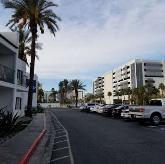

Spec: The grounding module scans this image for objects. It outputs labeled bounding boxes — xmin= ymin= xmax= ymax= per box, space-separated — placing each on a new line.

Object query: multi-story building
xmin=94 ymin=59 xmax=165 ymax=104
xmin=103 ymin=71 xmax=113 ymax=104
xmin=93 ymin=77 xmax=104 ymax=96
xmin=0 ymin=32 xmax=38 ymax=116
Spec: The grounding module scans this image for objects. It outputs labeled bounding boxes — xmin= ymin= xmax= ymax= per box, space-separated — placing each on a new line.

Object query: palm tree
xmin=124 ymin=88 xmax=132 ymax=104
xmin=120 ymin=89 xmax=126 ymax=104
xmin=107 ymin=91 xmax=112 ymax=104
xmin=70 ymin=80 xmax=86 ymax=107
xmin=63 ymin=79 xmax=69 ymax=102
xmin=159 ymin=83 xmax=165 ymax=97
xmin=37 ymin=83 xmax=44 ymax=103
xmin=4 ymin=0 xmax=61 ymax=117
xmin=18 ymin=28 xmax=30 ymax=63
xmin=50 ymin=88 xmax=58 ymax=102
xmin=59 ymin=81 xmax=65 ymax=105
xmin=115 ymin=90 xmax=120 ymax=100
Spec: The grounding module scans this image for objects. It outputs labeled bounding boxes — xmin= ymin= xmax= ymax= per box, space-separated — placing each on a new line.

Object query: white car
xmin=128 ymin=99 xmax=165 ymax=125
xmin=90 ymin=105 xmax=97 ymax=112
xmin=121 ymin=108 xmax=130 ymax=119
xmin=96 ymin=104 xmax=106 ymax=114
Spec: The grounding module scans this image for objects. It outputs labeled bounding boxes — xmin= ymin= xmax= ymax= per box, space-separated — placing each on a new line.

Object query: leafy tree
xmin=4 ymin=0 xmax=61 ymax=117
xmin=84 ymin=94 xmax=96 ymax=103
xmin=159 ymin=83 xmax=165 ymax=97
xmin=70 ymin=80 xmax=86 ymax=107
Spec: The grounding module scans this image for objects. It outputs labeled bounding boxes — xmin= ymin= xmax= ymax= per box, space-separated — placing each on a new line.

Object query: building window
xmin=17 ymin=70 xmax=23 ymax=85
xmin=15 ymin=97 xmax=22 ymax=110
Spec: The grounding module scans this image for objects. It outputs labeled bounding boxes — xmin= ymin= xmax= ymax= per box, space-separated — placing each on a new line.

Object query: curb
xmin=19 ymin=128 xmax=46 ymax=164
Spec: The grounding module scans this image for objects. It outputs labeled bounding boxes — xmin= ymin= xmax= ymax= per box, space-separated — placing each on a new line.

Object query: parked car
xmin=121 ymin=108 xmax=131 ymax=120
xmin=102 ymin=104 xmax=121 ymax=116
xmin=128 ymin=99 xmax=165 ymax=125
xmin=96 ymin=104 xmax=106 ymax=114
xmin=90 ymin=104 xmax=99 ymax=112
xmin=81 ymin=103 xmax=98 ymax=112
xmin=79 ymin=105 xmax=86 ymax=111
xmin=112 ymin=105 xmax=129 ymax=118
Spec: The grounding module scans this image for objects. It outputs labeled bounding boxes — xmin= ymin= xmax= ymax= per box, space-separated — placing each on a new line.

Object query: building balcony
xmin=0 ymin=64 xmax=15 ymax=84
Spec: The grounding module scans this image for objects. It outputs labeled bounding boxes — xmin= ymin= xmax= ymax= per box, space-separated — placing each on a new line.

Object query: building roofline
xmin=0 ymin=33 xmax=18 ymax=49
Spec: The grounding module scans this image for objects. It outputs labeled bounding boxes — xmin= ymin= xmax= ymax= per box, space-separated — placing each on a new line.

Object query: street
xmin=48 ymin=108 xmax=165 ymax=164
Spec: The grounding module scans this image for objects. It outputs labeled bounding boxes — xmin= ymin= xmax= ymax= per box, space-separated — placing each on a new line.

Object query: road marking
xmin=50 ymin=155 xmax=70 ymax=162
xmin=55 ymin=140 xmax=68 ymax=144
xmin=55 ymin=129 xmax=65 ymax=132
xmin=53 ymin=115 xmax=75 ymax=164
xmin=56 ymin=131 xmax=66 ymax=134
xmin=53 ymin=146 xmax=69 ymax=151
xmin=55 ymin=135 xmax=66 ymax=139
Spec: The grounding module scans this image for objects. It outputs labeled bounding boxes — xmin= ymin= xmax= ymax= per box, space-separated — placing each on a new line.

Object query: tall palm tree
xmin=70 ymin=80 xmax=86 ymax=107
xmin=37 ymin=82 xmax=44 ymax=103
xmin=4 ymin=0 xmax=60 ymax=117
xmin=58 ymin=81 xmax=65 ymax=105
xmin=63 ymin=79 xmax=69 ymax=101
xmin=50 ymin=88 xmax=57 ymax=102
xmin=18 ymin=28 xmax=30 ymax=63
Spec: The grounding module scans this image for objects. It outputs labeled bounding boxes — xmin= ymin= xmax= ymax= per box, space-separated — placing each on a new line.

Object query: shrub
xmin=0 ymin=107 xmax=22 ymax=137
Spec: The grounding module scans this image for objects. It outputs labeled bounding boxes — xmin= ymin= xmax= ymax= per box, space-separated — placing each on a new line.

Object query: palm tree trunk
xmin=26 ymin=25 xmax=37 ymax=117
xmin=75 ymin=90 xmax=78 ymax=107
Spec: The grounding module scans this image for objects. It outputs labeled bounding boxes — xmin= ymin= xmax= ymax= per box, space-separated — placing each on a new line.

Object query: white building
xmin=93 ymin=77 xmax=104 ymax=95
xmin=103 ymin=71 xmax=113 ymax=104
xmin=94 ymin=59 xmax=165 ymax=104
xmin=0 ymin=32 xmax=38 ymax=116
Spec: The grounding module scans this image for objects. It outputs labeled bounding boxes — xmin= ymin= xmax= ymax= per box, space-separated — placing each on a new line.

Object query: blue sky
xmin=0 ymin=0 xmax=165 ymax=93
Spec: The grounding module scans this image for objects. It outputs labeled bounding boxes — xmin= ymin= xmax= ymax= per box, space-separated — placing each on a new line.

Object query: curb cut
xmin=19 ymin=128 xmax=46 ymax=164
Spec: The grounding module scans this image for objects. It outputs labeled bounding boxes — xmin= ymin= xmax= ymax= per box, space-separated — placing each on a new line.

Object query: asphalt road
xmin=50 ymin=108 xmax=165 ymax=164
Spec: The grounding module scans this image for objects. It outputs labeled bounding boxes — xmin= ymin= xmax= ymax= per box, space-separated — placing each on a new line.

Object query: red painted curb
xmin=19 ymin=129 xmax=46 ymax=164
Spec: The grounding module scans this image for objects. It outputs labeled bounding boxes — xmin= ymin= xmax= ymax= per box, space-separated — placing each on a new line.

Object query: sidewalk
xmin=0 ymin=113 xmax=44 ymax=164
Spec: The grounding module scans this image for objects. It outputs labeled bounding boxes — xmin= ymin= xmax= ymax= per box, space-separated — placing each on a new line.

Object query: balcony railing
xmin=0 ymin=64 xmax=15 ymax=84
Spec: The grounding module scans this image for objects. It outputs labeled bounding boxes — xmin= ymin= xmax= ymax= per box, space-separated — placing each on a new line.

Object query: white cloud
xmin=35 ymin=0 xmax=165 ymax=80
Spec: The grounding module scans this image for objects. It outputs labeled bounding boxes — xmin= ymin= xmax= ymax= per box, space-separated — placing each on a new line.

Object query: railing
xmin=0 ymin=64 xmax=15 ymax=84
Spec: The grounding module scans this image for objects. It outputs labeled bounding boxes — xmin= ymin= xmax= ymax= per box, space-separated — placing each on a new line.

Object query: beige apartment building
xmin=93 ymin=59 xmax=165 ymax=104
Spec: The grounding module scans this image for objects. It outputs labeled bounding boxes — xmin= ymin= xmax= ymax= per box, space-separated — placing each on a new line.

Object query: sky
xmin=0 ymin=0 xmax=165 ymax=93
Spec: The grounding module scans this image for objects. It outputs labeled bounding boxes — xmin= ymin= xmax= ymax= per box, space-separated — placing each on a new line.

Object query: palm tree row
xmin=58 ymin=79 xmax=86 ymax=107
xmin=2 ymin=0 xmax=61 ymax=117
xmin=114 ymin=83 xmax=165 ymax=105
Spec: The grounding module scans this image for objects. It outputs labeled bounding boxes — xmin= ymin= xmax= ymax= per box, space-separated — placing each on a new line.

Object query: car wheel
xmin=150 ymin=114 xmax=161 ymax=126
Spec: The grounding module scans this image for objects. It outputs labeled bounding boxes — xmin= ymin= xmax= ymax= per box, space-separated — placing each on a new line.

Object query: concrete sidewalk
xmin=0 ymin=113 xmax=44 ymax=164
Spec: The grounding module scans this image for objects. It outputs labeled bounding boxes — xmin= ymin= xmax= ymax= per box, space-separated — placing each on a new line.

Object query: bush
xmin=0 ymin=107 xmax=22 ymax=137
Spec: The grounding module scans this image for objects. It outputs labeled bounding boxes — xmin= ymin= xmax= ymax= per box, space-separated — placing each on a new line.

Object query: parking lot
xmin=49 ymin=108 xmax=165 ymax=164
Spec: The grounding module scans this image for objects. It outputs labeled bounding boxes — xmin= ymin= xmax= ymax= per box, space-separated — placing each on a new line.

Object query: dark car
xmin=112 ymin=105 xmax=129 ymax=118
xmin=102 ymin=104 xmax=121 ymax=116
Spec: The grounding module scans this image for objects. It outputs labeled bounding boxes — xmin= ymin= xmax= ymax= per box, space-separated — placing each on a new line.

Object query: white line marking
xmin=52 ymin=112 xmax=75 ymax=164
xmin=56 ymin=131 xmax=66 ymax=134
xmin=55 ymin=135 xmax=66 ymax=139
xmin=55 ymin=140 xmax=68 ymax=144
xmin=53 ymin=146 xmax=69 ymax=151
xmin=50 ymin=155 xmax=70 ymax=162
xmin=55 ymin=129 xmax=65 ymax=132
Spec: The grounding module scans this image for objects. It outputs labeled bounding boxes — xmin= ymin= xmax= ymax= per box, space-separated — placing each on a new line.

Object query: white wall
xmin=104 ymin=71 xmax=113 ymax=104
xmin=0 ymin=86 xmax=14 ymax=112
